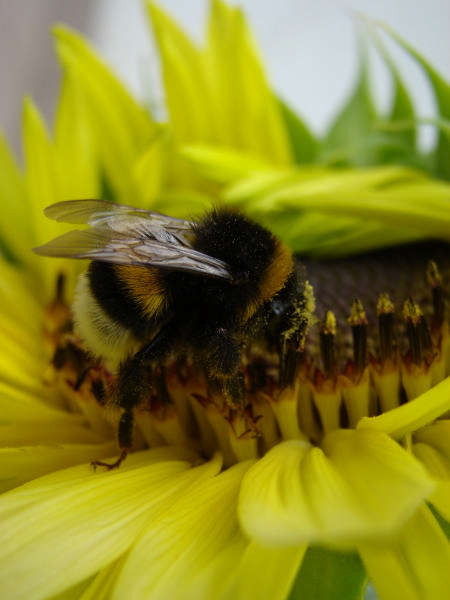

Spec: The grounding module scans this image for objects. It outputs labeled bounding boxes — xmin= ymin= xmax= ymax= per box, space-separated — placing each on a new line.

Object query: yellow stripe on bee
xmin=72 ymin=274 xmax=141 ymax=365
xmin=244 ymin=240 xmax=294 ymax=321
xmin=114 ymin=265 xmax=169 ymax=318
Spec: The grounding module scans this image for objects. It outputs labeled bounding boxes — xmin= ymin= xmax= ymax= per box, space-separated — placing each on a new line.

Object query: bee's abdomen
xmin=72 ymin=262 xmax=171 ymax=364
xmin=87 ymin=262 xmax=149 ymax=335
xmin=72 ymin=272 xmax=142 ymax=365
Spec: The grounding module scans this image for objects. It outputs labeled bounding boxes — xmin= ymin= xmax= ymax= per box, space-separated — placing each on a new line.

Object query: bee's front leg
xmin=199 ymin=328 xmax=245 ymax=408
xmin=221 ymin=372 xmax=245 ymax=408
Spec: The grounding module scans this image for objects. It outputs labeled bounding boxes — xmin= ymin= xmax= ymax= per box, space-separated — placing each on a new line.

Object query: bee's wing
xmin=34 ymin=226 xmax=233 ymax=280
xmin=44 ymin=199 xmax=193 ymax=234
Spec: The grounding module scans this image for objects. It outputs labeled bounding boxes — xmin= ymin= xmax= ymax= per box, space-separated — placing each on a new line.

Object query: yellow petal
xmin=255 ymin=167 xmax=450 ymax=238
xmin=51 ymin=581 xmax=94 ymax=600
xmin=22 ymin=98 xmax=71 ymax=295
xmin=111 ymin=460 xmax=252 ymax=600
xmin=0 ymin=313 xmax=44 ymax=359
xmin=322 ymin=429 xmax=434 ymax=539
xmin=147 ymin=0 xmax=292 ymax=166
xmin=22 ymin=99 xmax=58 ymax=234
xmin=0 ymin=418 xmax=104 ymax=447
xmin=0 ymin=381 xmax=59 ymax=421
xmin=219 ymin=541 xmax=306 ymax=600
xmin=0 ymin=130 xmax=30 ymax=263
xmin=0 ymin=258 xmax=43 ymax=332
xmin=65 ymin=555 xmax=127 ymax=600
xmin=239 ymin=430 xmax=433 ymax=547
xmin=0 ymin=443 xmax=117 ymax=493
xmin=414 ymin=420 xmax=450 ymax=521
xmin=0 ymin=350 xmax=46 ymax=397
xmin=53 ymin=26 xmax=155 ymax=202
xmin=54 ymin=68 xmax=99 ymax=198
xmin=358 ymin=376 xmax=450 ymax=439
xmin=182 ymin=144 xmax=270 ymax=184
xmin=358 ymin=505 xmax=450 ymax=600
xmin=0 ymin=449 xmax=220 ymax=600
xmin=131 ymin=129 xmax=169 ymax=206
xmin=206 ymin=0 xmax=292 ymax=164
xmin=147 ymin=2 xmax=211 ymax=143
xmin=0 ymin=318 xmax=47 ymax=381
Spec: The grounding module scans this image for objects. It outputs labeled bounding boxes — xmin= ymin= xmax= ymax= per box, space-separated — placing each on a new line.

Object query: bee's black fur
xmin=192 ymin=207 xmax=278 ymax=283
xmin=165 ymin=207 xmax=280 ymax=330
xmin=88 ymin=261 xmax=150 ymax=337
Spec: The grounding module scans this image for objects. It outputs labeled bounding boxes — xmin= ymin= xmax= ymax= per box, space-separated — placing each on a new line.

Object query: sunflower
xmin=1 ymin=2 xmax=449 ymax=600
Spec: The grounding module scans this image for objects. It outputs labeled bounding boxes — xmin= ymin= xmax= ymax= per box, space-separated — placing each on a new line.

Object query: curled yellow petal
xmin=413 ymin=420 xmax=450 ymax=521
xmin=239 ymin=429 xmax=433 ymax=547
xmin=358 ymin=376 xmax=450 ymax=439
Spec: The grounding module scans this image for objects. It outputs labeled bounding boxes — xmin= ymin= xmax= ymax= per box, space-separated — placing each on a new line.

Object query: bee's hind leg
xmin=92 ymin=321 xmax=179 ymax=470
xmin=91 ymin=411 xmax=134 ymax=471
xmin=91 ymin=355 xmax=151 ymax=470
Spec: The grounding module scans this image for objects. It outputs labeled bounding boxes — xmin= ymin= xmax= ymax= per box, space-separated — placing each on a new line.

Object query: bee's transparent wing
xmin=44 ymin=200 xmax=193 ymax=235
xmin=34 ymin=226 xmax=232 ymax=280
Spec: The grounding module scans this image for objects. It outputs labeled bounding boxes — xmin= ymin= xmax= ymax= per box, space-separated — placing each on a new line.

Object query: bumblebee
xmin=35 ymin=200 xmax=310 ymax=467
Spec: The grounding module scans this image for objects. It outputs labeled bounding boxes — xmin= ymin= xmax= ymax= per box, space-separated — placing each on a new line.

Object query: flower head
xmin=1 ymin=3 xmax=450 ymax=600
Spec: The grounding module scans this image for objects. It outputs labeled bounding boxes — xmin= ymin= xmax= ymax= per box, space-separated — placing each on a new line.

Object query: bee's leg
xmin=200 ymin=328 xmax=244 ymax=407
xmin=91 ymin=355 xmax=150 ymax=471
xmin=222 ymin=373 xmax=245 ymax=407
xmin=135 ymin=319 xmax=180 ymax=361
xmin=92 ymin=322 xmax=179 ymax=470
xmin=91 ymin=411 xmax=134 ymax=471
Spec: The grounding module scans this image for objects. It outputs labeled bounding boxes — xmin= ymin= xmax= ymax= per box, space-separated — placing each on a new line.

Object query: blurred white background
xmin=1 ymin=0 xmax=449 ymax=155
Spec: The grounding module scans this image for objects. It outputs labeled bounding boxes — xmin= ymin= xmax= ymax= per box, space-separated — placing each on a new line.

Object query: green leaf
xmin=278 ymin=98 xmax=318 ymax=164
xmin=322 ymin=33 xmax=378 ymax=166
xmin=365 ymin=23 xmax=416 ymax=153
xmin=288 ymin=546 xmax=367 ymax=600
xmin=379 ymin=24 xmax=450 ymax=180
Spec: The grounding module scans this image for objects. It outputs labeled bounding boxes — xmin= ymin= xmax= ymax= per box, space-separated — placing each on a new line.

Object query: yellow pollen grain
xmin=427 ymin=260 xmax=442 ymax=287
xmin=348 ymin=298 xmax=367 ymax=326
xmin=403 ymin=298 xmax=423 ymax=324
xmin=377 ymin=292 xmax=394 ymax=315
xmin=322 ymin=311 xmax=336 ymax=336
